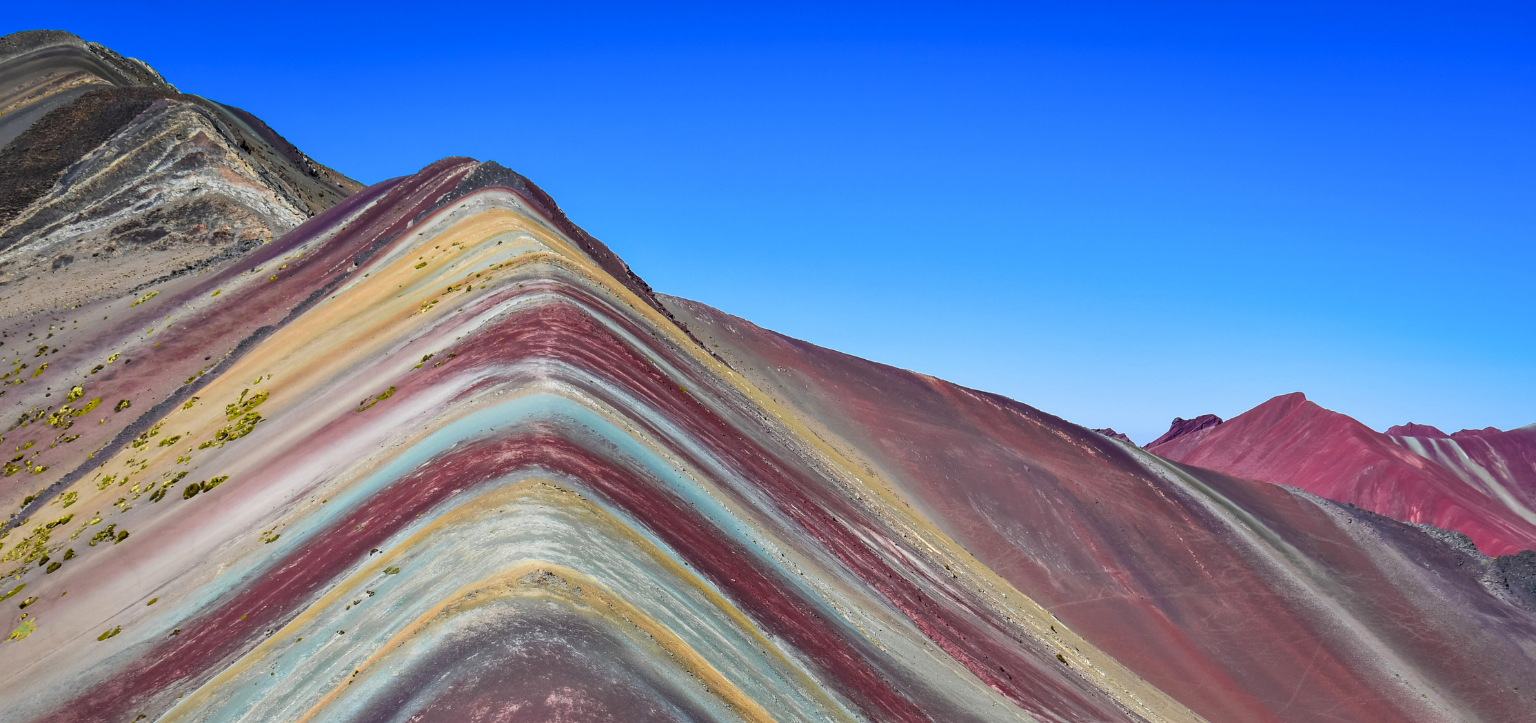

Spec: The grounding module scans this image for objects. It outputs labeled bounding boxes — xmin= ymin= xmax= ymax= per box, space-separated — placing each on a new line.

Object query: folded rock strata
xmin=0 ymin=157 xmax=1528 ymax=723
xmin=1 ymin=28 xmax=1534 ymax=723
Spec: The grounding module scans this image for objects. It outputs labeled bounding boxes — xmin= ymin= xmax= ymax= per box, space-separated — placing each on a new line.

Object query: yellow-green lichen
xmin=355 ymin=386 xmax=396 ymax=413
xmin=7 ymin=617 xmax=36 ymax=641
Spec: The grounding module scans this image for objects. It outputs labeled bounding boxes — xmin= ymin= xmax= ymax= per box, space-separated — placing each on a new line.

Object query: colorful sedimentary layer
xmin=1 ymin=159 xmax=1213 ymax=723
xmin=2 ymin=30 xmax=1534 ymax=723
xmin=1147 ymin=392 xmax=1536 ymax=557
xmin=0 ymin=156 xmax=1529 ymax=722
xmin=668 ymin=304 xmax=1536 ymax=722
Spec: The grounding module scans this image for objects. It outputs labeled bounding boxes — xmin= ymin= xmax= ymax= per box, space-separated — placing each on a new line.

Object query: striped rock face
xmin=1 ymin=157 xmax=1533 ymax=723
xmin=0 ymin=159 xmax=1201 ymax=723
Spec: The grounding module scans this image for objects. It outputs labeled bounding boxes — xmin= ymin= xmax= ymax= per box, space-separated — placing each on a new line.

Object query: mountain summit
xmin=0 ymin=30 xmax=359 ymax=318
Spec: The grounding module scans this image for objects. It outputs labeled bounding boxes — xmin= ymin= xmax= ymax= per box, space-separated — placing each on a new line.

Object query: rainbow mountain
xmin=1 ymin=31 xmax=1534 ymax=723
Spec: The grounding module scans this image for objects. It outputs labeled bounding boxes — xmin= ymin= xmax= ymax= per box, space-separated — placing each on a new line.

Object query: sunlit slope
xmin=666 ymin=298 xmax=1536 ymax=723
xmin=1389 ymin=424 xmax=1536 ymax=547
xmin=0 ymin=160 xmax=1203 ymax=723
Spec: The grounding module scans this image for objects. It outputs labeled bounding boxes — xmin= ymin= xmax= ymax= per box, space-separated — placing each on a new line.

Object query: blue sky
xmin=12 ymin=2 xmax=1533 ymax=441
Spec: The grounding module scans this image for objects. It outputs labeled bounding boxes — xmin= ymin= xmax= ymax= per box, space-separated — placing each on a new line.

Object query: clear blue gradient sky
xmin=11 ymin=2 xmax=1533 ymax=442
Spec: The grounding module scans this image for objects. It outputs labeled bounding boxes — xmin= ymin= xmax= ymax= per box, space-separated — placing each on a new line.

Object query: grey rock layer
xmin=0 ymin=29 xmax=361 ymax=318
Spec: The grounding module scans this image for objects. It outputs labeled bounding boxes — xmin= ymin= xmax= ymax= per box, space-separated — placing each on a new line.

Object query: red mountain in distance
xmin=669 ymin=302 xmax=1536 ymax=722
xmin=1148 ymin=392 xmax=1536 ymax=556
xmin=1090 ymin=427 xmax=1132 ymax=442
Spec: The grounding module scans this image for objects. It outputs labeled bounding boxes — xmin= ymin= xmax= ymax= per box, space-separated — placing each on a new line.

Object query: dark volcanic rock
xmin=1386 ymin=422 xmax=1451 ymax=438
xmin=0 ymin=30 xmax=174 ymax=147
xmin=1147 ymin=413 xmax=1222 ymax=447
xmin=1415 ymin=521 xmax=1536 ymax=609
xmin=0 ymin=29 xmax=362 ymax=317
xmin=0 ymin=87 xmax=171 ymax=228
xmin=1091 ymin=428 xmax=1133 ymax=443
xmin=1491 ymin=550 xmax=1536 ymax=610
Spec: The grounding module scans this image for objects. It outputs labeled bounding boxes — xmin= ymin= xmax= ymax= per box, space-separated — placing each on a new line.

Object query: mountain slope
xmin=1 ymin=155 xmax=1532 ymax=722
xmin=668 ymin=302 xmax=1536 ymax=722
xmin=0 ymin=30 xmax=361 ymax=318
xmin=0 ymin=28 xmax=360 ymax=540
xmin=1147 ymin=392 xmax=1536 ymax=556
xmin=0 ymin=159 xmax=1205 ymax=723
xmin=0 ymin=30 xmax=173 ymax=148
xmin=1389 ymin=423 xmax=1536 ymax=537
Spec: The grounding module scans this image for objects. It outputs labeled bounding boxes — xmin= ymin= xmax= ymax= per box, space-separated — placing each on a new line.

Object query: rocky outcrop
xmin=1091 ymin=427 xmax=1133 ymax=443
xmin=1146 ymin=413 xmax=1221 ymax=448
xmin=1386 ymin=422 xmax=1450 ymax=438
xmin=0 ymin=30 xmax=174 ymax=147
xmin=0 ymin=30 xmax=360 ymax=318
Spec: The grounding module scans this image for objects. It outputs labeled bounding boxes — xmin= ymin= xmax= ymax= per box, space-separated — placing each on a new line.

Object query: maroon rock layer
xmin=1386 ymin=423 xmax=1450 ymax=438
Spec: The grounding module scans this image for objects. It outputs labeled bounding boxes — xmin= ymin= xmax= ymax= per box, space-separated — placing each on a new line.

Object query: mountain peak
xmin=0 ymin=30 xmax=360 ymax=317
xmin=5 ymin=28 xmax=1536 ymax=723
xmin=1387 ymin=423 xmax=1451 ymax=438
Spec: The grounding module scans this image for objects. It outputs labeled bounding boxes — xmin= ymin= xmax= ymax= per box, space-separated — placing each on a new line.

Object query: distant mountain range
xmin=1145 ymin=393 xmax=1536 ymax=557
xmin=0 ymin=30 xmax=1531 ymax=723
